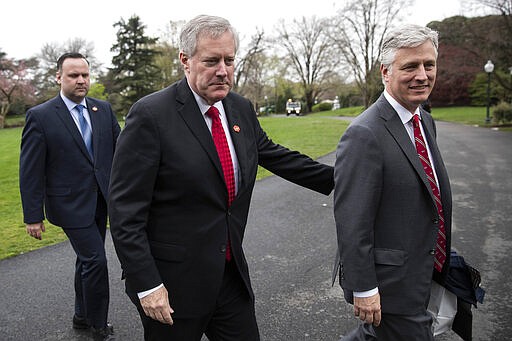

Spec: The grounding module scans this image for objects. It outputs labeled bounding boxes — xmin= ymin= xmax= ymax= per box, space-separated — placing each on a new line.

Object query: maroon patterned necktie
xmin=206 ymin=106 xmax=235 ymax=261
xmin=412 ymin=114 xmax=446 ymax=272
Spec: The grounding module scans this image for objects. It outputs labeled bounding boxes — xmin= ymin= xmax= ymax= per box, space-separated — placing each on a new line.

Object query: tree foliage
xmin=234 ymin=29 xmax=271 ymax=110
xmin=429 ymin=14 xmax=511 ymax=106
xmin=0 ymin=57 xmax=37 ymax=128
xmin=87 ymin=83 xmax=108 ymax=101
xmin=35 ymin=38 xmax=99 ymax=102
xmin=5 ymin=7 xmax=512 ymax=127
xmin=109 ymin=15 xmax=161 ymax=115
xmin=152 ymin=20 xmax=185 ymax=90
xmin=468 ymin=70 xmax=508 ymax=106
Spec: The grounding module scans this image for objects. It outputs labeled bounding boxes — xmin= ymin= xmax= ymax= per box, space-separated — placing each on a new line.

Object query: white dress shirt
xmin=60 ymin=91 xmax=92 ymax=133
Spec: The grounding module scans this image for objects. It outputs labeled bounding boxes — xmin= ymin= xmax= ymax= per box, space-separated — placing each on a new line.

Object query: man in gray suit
xmin=333 ymin=24 xmax=452 ymax=340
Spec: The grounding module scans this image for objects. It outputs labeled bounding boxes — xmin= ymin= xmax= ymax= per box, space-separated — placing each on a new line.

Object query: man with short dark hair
xmin=20 ymin=52 xmax=120 ymax=341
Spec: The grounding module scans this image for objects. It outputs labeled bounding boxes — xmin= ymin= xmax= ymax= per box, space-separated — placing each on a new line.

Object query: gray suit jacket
xmin=333 ymin=94 xmax=452 ymax=315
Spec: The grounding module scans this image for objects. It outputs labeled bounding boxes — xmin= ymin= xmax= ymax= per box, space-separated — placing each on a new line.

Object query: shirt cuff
xmin=137 ymin=284 xmax=164 ymax=299
xmin=353 ymin=287 xmax=379 ymax=298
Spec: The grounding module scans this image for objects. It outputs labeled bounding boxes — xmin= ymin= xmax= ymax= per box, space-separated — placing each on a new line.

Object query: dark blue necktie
xmin=76 ymin=104 xmax=93 ymax=158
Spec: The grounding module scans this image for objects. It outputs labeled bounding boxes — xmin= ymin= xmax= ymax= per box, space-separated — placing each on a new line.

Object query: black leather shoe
xmin=72 ymin=315 xmax=90 ymax=330
xmin=92 ymin=324 xmax=115 ymax=341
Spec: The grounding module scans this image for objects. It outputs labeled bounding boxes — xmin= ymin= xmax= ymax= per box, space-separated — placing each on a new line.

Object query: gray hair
xmin=380 ymin=24 xmax=439 ymax=70
xmin=179 ymin=15 xmax=239 ymax=57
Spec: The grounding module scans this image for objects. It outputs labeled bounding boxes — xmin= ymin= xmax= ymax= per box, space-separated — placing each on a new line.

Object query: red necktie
xmin=412 ymin=114 xmax=446 ymax=272
xmin=206 ymin=106 xmax=235 ymax=261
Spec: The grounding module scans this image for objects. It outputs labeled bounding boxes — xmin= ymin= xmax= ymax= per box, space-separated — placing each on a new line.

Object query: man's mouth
xmin=410 ymin=85 xmax=429 ymax=91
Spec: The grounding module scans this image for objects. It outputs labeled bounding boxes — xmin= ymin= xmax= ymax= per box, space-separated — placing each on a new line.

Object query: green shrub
xmin=312 ymin=102 xmax=333 ymax=112
xmin=492 ymin=101 xmax=512 ymax=124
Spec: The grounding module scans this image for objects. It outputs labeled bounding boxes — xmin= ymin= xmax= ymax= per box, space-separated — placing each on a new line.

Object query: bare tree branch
xmin=276 ymin=16 xmax=338 ymax=112
xmin=329 ymin=0 xmax=412 ymax=107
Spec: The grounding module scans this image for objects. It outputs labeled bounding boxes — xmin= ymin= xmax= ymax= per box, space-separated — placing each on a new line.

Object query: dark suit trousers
xmin=135 ymin=260 xmax=260 ymax=341
xmin=63 ymin=193 xmax=109 ymax=329
xmin=341 ymin=311 xmax=434 ymax=341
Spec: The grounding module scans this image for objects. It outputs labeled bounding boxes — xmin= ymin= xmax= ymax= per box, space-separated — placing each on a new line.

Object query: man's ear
xmin=380 ymin=64 xmax=390 ymax=83
xmin=179 ymin=52 xmax=189 ymax=72
xmin=56 ymin=72 xmax=61 ymax=85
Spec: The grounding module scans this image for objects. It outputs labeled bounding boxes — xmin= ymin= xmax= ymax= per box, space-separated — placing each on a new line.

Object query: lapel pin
xmin=233 ymin=125 xmax=240 ymax=133
xmin=92 ymin=106 xmax=98 ymax=112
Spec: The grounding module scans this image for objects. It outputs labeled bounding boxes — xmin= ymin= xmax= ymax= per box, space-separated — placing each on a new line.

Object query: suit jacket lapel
xmin=53 ymin=96 xmax=94 ymax=163
xmin=223 ymin=95 xmax=247 ymax=192
xmin=378 ymin=96 xmax=435 ymax=200
xmin=175 ymin=80 xmax=225 ymax=181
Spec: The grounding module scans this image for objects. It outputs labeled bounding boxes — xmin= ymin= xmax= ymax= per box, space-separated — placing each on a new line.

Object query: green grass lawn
xmin=0 ymin=127 xmax=68 ymax=259
xmin=255 ymin=115 xmax=349 ymax=179
xmin=315 ymin=106 xmax=365 ymax=117
xmin=317 ymin=105 xmax=498 ymax=126
xmin=430 ymin=106 xmax=501 ymax=126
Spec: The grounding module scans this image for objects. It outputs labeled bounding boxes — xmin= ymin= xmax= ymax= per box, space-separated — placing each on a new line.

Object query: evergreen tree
xmin=110 ymin=15 xmax=160 ymax=114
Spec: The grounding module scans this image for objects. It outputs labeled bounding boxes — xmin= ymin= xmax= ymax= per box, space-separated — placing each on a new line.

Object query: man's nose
xmin=415 ymin=65 xmax=428 ymax=80
xmin=216 ymin=62 xmax=229 ymax=76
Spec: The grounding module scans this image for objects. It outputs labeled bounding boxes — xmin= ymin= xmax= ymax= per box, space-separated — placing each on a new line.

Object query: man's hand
xmin=354 ymin=293 xmax=381 ymax=327
xmin=140 ymin=286 xmax=174 ymax=325
xmin=26 ymin=222 xmax=45 ymax=240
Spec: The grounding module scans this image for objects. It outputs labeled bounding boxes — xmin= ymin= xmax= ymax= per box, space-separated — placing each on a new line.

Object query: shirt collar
xmin=60 ymin=91 xmax=87 ymax=112
xmin=383 ymin=89 xmax=421 ymax=125
xmin=187 ymin=82 xmax=224 ymax=116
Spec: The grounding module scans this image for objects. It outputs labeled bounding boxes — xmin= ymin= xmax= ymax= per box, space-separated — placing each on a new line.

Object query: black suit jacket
xmin=108 ymin=79 xmax=333 ymax=318
xmin=20 ymin=95 xmax=121 ymax=228
xmin=333 ymin=94 xmax=452 ymax=315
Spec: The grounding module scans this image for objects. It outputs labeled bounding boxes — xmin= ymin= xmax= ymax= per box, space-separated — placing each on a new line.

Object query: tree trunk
xmin=0 ymin=104 xmax=8 ymax=129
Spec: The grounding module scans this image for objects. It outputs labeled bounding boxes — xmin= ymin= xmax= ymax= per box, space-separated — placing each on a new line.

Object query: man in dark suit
xmin=333 ymin=25 xmax=452 ymax=340
xmin=19 ymin=52 xmax=120 ymax=341
xmin=108 ymin=15 xmax=333 ymax=341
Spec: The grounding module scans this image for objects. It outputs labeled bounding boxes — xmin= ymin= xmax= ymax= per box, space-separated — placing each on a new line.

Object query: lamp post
xmin=264 ymin=95 xmax=268 ymax=115
xmin=484 ymin=60 xmax=494 ymax=124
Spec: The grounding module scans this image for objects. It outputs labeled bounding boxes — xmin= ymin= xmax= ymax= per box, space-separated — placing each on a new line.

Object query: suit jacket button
xmin=429 ymin=249 xmax=435 ymax=255
xmin=220 ymin=244 xmax=226 ymax=253
xmin=432 ymin=218 xmax=439 ymax=224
